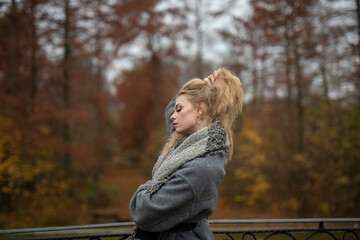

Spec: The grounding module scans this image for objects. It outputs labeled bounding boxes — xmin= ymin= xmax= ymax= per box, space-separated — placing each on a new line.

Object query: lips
xmin=173 ymin=123 xmax=178 ymax=127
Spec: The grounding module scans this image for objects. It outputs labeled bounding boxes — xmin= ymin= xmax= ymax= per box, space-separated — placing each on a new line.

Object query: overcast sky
xmin=106 ymin=0 xmax=251 ymax=84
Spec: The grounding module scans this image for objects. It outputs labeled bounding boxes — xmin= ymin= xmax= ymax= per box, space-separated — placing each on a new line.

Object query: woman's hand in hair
xmin=204 ymin=68 xmax=221 ymax=86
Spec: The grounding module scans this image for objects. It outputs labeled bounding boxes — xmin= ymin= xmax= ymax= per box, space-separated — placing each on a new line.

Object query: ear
xmin=197 ymin=102 xmax=207 ymax=116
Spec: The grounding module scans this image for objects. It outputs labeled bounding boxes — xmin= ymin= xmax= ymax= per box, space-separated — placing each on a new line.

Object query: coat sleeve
xmin=129 ymin=163 xmax=203 ymax=232
xmin=164 ymin=97 xmax=176 ymax=136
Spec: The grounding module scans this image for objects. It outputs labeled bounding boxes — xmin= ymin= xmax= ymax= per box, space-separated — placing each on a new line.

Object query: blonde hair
xmin=162 ymin=67 xmax=243 ymax=160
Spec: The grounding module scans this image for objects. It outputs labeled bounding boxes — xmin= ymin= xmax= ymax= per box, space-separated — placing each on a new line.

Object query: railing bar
xmin=212 ymin=227 xmax=360 ymax=233
xmin=7 ymin=232 xmax=132 ymax=240
xmin=0 ymin=222 xmax=135 ymax=235
xmin=208 ymin=218 xmax=360 ymax=224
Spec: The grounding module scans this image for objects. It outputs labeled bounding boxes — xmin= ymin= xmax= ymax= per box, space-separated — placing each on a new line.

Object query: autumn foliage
xmin=0 ymin=0 xmax=359 ymax=229
xmin=116 ymin=54 xmax=178 ymax=153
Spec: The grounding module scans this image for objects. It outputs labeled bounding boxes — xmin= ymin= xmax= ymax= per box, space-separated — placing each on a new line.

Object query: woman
xmin=128 ymin=67 xmax=243 ymax=240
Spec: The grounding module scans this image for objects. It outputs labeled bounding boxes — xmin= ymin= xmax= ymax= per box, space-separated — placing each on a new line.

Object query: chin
xmin=175 ymin=129 xmax=186 ymax=135
xmin=175 ymin=129 xmax=183 ymax=134
xmin=177 ymin=130 xmax=192 ymax=136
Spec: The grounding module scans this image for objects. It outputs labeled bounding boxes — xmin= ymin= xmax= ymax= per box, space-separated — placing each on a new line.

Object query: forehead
xmin=175 ymin=94 xmax=191 ymax=105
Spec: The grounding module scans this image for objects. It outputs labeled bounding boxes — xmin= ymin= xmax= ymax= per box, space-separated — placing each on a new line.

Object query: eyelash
xmin=176 ymin=108 xmax=182 ymax=113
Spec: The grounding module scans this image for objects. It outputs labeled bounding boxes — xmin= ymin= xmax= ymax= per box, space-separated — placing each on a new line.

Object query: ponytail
xmin=162 ymin=67 xmax=244 ymax=160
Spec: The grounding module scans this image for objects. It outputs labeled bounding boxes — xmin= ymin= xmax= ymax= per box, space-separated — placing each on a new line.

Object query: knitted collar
xmin=150 ymin=119 xmax=229 ymax=193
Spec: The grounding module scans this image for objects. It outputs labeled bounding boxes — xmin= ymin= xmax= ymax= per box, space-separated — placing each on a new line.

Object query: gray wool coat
xmin=129 ymin=98 xmax=227 ymax=240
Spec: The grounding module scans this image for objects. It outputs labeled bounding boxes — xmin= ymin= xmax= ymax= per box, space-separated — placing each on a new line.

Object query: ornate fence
xmin=0 ymin=218 xmax=359 ymax=240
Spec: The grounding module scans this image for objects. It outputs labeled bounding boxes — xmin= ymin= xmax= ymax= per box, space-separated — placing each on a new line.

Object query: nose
xmin=170 ymin=112 xmax=176 ymax=121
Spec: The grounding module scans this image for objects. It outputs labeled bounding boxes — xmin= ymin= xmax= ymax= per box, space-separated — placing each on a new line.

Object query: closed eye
xmin=176 ymin=108 xmax=182 ymax=113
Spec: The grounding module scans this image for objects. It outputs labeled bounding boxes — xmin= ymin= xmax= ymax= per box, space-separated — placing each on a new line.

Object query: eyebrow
xmin=174 ymin=103 xmax=182 ymax=109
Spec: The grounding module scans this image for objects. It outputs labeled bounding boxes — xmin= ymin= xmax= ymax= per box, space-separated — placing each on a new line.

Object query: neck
xmin=191 ymin=117 xmax=210 ymax=134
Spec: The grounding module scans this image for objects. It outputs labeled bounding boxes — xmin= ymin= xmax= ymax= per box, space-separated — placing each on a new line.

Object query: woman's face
xmin=170 ymin=94 xmax=201 ymax=136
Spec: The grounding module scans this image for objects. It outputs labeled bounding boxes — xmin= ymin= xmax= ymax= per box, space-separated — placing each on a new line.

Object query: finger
xmin=213 ymin=70 xmax=219 ymax=78
xmin=209 ymin=75 xmax=215 ymax=83
xmin=204 ymin=78 xmax=211 ymax=85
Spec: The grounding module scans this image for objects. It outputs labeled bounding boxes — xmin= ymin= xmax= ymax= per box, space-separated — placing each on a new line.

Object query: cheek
xmin=180 ymin=110 xmax=197 ymax=123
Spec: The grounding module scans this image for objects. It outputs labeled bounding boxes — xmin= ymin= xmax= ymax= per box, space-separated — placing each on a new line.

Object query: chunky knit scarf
xmin=150 ymin=119 xmax=229 ymax=193
xmin=128 ymin=119 xmax=229 ymax=239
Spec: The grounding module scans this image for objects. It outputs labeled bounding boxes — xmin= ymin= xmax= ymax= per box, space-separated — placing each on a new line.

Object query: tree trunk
xmin=320 ymin=59 xmax=333 ymax=127
xmin=30 ymin=0 xmax=37 ymax=112
xmin=285 ymin=22 xmax=292 ymax=109
xmin=63 ymin=0 xmax=71 ymax=170
xmin=194 ymin=0 xmax=203 ymax=77
xmin=356 ymin=0 xmax=360 ymax=59
xmin=149 ymin=38 xmax=160 ymax=130
xmin=5 ymin=0 xmax=16 ymax=96
xmin=355 ymin=0 xmax=360 ymax=103
xmin=293 ymin=32 xmax=304 ymax=154
xmin=249 ymin=27 xmax=258 ymax=106
xmin=259 ymin=51 xmax=267 ymax=106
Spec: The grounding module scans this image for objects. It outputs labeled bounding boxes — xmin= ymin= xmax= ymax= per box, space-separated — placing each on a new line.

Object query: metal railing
xmin=0 ymin=218 xmax=359 ymax=240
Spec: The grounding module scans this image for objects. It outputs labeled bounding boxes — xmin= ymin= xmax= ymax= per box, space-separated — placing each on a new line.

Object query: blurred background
xmin=0 ymin=0 xmax=359 ymax=229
